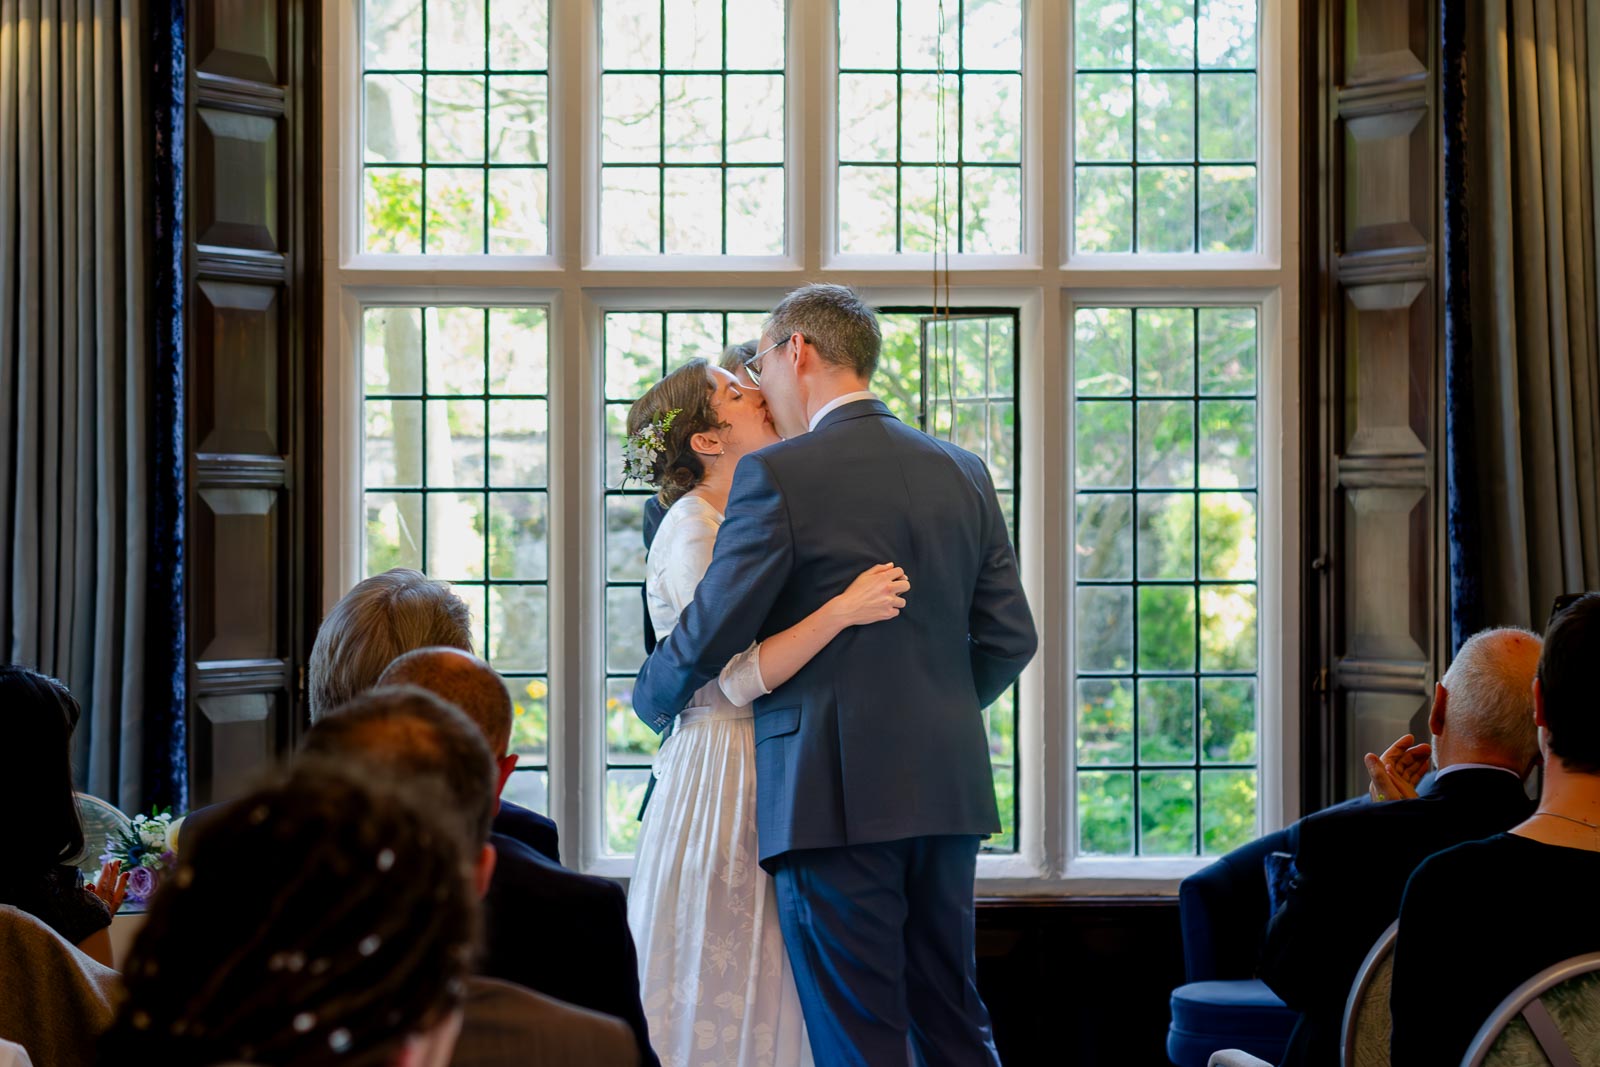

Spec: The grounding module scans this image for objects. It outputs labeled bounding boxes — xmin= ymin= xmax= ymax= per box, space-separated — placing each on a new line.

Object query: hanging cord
xmin=933 ymin=0 xmax=956 ymax=439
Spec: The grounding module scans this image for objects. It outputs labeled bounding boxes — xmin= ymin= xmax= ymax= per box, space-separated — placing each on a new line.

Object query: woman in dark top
xmin=1391 ymin=594 xmax=1600 ymax=1065
xmin=104 ymin=764 xmax=478 ymax=1067
xmin=0 ymin=666 xmax=125 ymax=964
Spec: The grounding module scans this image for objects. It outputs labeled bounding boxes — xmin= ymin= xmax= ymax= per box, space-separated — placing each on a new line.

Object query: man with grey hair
xmin=306 ymin=568 xmax=472 ymax=720
xmin=632 ymin=283 xmax=1037 ymax=1065
xmin=1259 ymin=627 xmax=1543 ymax=1067
xmin=306 ymin=568 xmax=561 ymax=862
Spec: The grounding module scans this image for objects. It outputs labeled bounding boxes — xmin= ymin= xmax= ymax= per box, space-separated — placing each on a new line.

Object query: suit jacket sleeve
xmin=1258 ymin=817 xmax=1359 ymax=1013
xmin=966 ymin=456 xmax=1037 ymax=707
xmin=632 ymin=453 xmax=794 ymax=732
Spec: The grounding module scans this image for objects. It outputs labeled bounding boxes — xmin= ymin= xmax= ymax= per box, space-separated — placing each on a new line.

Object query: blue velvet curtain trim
xmin=1442 ymin=0 xmax=1484 ymax=655
xmin=143 ymin=0 xmax=187 ymax=812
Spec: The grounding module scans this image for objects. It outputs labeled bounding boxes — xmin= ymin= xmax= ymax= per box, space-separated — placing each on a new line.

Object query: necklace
xmin=1531 ymin=810 xmax=1600 ymax=850
xmin=1534 ymin=809 xmax=1600 ymax=828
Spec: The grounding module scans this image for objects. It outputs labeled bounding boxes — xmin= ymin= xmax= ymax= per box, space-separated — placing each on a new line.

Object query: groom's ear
xmin=689 ymin=429 xmax=722 ymax=456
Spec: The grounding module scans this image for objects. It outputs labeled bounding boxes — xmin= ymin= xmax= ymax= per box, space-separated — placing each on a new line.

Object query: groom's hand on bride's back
xmin=826 ymin=563 xmax=911 ymax=627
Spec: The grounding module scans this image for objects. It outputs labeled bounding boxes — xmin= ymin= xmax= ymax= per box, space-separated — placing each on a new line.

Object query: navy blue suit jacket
xmin=492 ymin=799 xmax=560 ymax=865
xmin=481 ymin=832 xmax=658 ymax=1067
xmin=632 ymin=399 xmax=1037 ymax=864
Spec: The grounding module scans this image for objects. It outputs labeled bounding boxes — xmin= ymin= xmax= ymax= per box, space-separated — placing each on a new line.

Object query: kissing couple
xmin=625 ymin=284 xmax=1038 ymax=1066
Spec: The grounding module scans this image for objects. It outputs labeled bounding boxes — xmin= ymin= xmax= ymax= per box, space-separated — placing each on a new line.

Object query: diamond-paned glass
xmin=1072 ymin=0 xmax=1258 ymax=254
xmin=1073 ymin=305 xmax=1259 ymax=857
xmin=362 ymin=305 xmax=552 ymax=796
xmin=603 ymin=308 xmax=1020 ymax=854
xmin=362 ymin=0 xmax=550 ymax=254
xmin=599 ymin=0 xmax=787 ymax=255
xmin=837 ymin=0 xmax=1024 ymax=254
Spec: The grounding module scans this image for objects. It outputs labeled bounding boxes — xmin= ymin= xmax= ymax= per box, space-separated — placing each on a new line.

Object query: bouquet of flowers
xmin=99 ymin=807 xmax=178 ymax=905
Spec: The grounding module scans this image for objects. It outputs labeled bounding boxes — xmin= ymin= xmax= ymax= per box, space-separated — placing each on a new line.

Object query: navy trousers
xmin=771 ymin=835 xmax=1000 ymax=1067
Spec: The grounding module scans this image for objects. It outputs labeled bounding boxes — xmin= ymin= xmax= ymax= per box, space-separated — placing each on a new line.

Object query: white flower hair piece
xmin=622 ymin=407 xmax=681 ymax=486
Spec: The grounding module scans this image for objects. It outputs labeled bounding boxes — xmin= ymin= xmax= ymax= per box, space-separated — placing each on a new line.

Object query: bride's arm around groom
xmin=631 ymin=284 xmax=1035 ymax=1067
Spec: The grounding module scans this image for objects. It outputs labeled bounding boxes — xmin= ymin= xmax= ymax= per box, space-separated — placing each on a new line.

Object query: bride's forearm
xmin=750 ymin=599 xmax=851 ymax=693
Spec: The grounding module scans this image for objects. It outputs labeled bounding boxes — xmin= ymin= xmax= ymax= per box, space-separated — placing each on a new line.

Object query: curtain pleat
xmin=1 ymin=0 xmax=148 ymax=809
xmin=1463 ymin=0 xmax=1600 ymax=633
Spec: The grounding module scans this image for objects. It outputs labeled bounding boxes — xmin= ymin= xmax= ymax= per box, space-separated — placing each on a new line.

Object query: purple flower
xmin=125 ymin=866 xmax=157 ymax=904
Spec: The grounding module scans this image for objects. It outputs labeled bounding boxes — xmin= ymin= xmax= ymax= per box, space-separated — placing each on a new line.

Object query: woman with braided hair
xmin=102 ymin=762 xmax=478 ymax=1067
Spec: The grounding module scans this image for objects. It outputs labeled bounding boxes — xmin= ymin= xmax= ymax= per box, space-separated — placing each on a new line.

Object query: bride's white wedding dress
xmin=627 ymin=493 xmax=812 ymax=1067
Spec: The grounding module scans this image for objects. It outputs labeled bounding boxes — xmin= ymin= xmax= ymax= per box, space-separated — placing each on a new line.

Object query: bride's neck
xmin=691 ymin=464 xmax=732 ymax=513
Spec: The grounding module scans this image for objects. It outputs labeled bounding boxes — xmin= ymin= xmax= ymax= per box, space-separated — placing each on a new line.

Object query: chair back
xmin=1339 ymin=920 xmax=1399 ymax=1067
xmin=1462 ymin=952 xmax=1600 ymax=1067
xmin=0 ymin=905 xmax=118 ymax=1064
xmin=1178 ymin=827 xmax=1293 ymax=981
xmin=69 ymin=793 xmax=132 ymax=878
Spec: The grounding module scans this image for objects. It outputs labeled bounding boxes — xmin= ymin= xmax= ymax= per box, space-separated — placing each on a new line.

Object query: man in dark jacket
xmin=633 ymin=285 xmax=1036 ymax=1066
xmin=1259 ymin=628 xmax=1543 ymax=1066
xmin=377 ymin=648 xmax=657 ymax=1067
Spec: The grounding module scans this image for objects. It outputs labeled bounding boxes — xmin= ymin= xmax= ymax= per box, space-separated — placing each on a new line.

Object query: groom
xmin=632 ymin=284 xmax=1037 ymax=1065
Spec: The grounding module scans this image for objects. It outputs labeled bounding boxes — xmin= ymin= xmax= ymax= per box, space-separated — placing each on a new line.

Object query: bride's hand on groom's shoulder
xmin=829 ymin=563 xmax=912 ymax=627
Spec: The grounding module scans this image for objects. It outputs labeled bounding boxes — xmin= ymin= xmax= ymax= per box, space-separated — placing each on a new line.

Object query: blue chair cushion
xmin=1167 ymin=978 xmax=1298 ymax=1067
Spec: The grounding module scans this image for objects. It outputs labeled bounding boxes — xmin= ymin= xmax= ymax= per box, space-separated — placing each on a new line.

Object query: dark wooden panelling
xmin=195 ymin=281 xmax=284 ymax=455
xmin=186 ymin=0 xmax=317 ymax=805
xmin=189 ymin=689 xmax=292 ymax=807
xmin=1307 ymin=0 xmax=1443 ymax=808
xmin=194 ymin=0 xmax=283 ymax=84
xmin=195 ymin=107 xmax=282 ymax=251
xmin=976 ymin=898 xmax=1183 ymax=1066
xmin=191 ymin=487 xmax=285 ymax=662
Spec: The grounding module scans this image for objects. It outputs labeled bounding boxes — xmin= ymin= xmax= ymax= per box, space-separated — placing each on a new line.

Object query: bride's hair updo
xmin=625 ymin=358 xmax=726 ymax=508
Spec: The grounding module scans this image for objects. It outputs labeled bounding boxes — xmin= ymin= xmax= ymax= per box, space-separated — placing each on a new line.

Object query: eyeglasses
xmin=743 ymin=334 xmax=797 ymax=388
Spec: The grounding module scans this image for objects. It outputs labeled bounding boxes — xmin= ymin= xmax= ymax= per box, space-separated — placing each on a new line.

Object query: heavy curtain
xmin=1447 ymin=0 xmax=1600 ymax=643
xmin=0 ymin=0 xmax=154 ymax=809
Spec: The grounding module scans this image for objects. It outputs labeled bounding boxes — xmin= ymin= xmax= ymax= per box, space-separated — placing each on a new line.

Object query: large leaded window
xmin=362 ymin=0 xmax=550 ymax=253
xmin=1073 ymin=0 xmax=1258 ymax=254
xmin=600 ymin=0 xmax=787 ymax=254
xmin=362 ymin=305 xmax=552 ymax=810
xmin=597 ymin=309 xmax=1020 ymax=855
xmin=837 ymin=0 xmax=1023 ymax=254
xmin=1073 ymin=306 xmax=1258 ymax=856
xmin=599 ymin=310 xmax=769 ymax=854
xmin=335 ymin=0 xmax=1294 ymax=884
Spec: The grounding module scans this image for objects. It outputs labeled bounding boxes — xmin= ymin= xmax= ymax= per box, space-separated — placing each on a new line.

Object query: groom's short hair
xmin=765 ymin=284 xmax=881 ymax=379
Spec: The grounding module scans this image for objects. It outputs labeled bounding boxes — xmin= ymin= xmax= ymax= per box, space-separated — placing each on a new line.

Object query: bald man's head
xmin=378 ymin=647 xmax=513 ymax=757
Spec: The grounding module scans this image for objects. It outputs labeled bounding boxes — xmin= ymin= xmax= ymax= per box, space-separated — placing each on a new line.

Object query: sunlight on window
xmin=601 ymin=311 xmax=769 ymax=853
xmin=1073 ymin=0 xmax=1257 ymax=254
xmin=837 ymin=0 xmax=1023 ymax=254
xmin=362 ymin=0 xmax=549 ymax=254
xmin=362 ymin=305 xmax=552 ymax=799
xmin=599 ymin=0 xmax=787 ymax=255
xmin=597 ymin=310 xmax=1021 ymax=855
xmin=1073 ymin=305 xmax=1259 ymax=857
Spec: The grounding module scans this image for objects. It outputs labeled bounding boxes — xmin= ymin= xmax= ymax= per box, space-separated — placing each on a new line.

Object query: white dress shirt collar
xmin=808 ymin=390 xmax=879 ymax=432
xmin=1434 ymin=762 xmax=1522 ymax=780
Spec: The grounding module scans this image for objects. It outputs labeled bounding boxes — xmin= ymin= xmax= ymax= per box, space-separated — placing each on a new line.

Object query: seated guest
xmin=103 ymin=764 xmax=476 ymax=1066
xmin=1392 ymin=594 xmax=1600 ymax=1066
xmin=375 ymin=649 xmax=657 ymax=1067
xmin=301 ymin=687 xmax=645 ymax=1067
xmin=1259 ymin=628 xmax=1542 ymax=1067
xmin=308 ymin=568 xmax=559 ymax=862
xmin=0 ymin=666 xmax=126 ymax=966
xmin=0 ymin=903 xmax=118 ymax=1064
xmin=378 ymin=646 xmax=558 ymax=860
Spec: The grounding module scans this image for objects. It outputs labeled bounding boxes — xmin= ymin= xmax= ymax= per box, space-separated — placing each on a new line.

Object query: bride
xmin=623 ymin=357 xmax=909 ymax=1067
